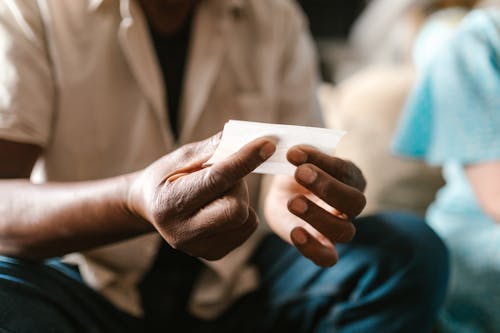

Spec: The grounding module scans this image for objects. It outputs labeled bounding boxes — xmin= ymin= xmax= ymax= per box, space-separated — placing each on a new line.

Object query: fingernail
xmin=338 ymin=212 xmax=348 ymax=220
xmin=260 ymin=141 xmax=276 ymax=160
xmin=288 ymin=148 xmax=307 ymax=164
xmin=290 ymin=198 xmax=308 ymax=214
xmin=292 ymin=229 xmax=308 ymax=245
xmin=296 ymin=166 xmax=317 ymax=184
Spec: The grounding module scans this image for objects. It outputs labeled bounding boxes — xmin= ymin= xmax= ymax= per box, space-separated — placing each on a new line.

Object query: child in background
xmin=394 ymin=8 xmax=500 ymax=333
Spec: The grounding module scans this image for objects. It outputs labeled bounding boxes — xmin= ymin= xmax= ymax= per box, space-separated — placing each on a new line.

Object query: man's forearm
xmin=0 ymin=175 xmax=152 ymax=260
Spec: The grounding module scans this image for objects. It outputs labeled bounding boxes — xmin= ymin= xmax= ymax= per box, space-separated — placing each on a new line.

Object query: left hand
xmin=264 ymin=145 xmax=366 ymax=267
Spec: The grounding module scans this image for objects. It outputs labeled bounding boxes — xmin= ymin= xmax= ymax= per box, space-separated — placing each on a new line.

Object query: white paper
xmin=206 ymin=120 xmax=346 ymax=175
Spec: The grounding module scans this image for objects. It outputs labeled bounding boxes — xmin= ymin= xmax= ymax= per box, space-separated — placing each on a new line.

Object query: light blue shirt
xmin=393 ymin=9 xmax=500 ymax=333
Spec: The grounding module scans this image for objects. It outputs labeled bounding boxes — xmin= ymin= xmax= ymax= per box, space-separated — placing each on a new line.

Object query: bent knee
xmin=355 ymin=212 xmax=449 ymax=298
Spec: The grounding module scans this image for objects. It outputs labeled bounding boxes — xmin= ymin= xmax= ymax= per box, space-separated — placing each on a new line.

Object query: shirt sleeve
xmin=0 ymin=0 xmax=55 ymax=147
xmin=275 ymin=1 xmax=323 ymax=128
xmin=393 ymin=9 xmax=500 ymax=165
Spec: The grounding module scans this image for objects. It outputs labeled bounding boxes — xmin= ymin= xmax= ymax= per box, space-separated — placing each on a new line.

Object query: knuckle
xmin=319 ymin=181 xmax=335 ymax=201
xmin=177 ymin=143 xmax=197 ymax=162
xmin=343 ymin=160 xmax=366 ymax=191
xmin=204 ymin=167 xmax=231 ymax=191
xmin=221 ymin=200 xmax=249 ymax=226
xmin=151 ymin=194 xmax=171 ymax=225
xmin=357 ymin=172 xmax=367 ymax=192
xmin=161 ymin=222 xmax=196 ymax=253
xmin=339 ymin=159 xmax=354 ymax=177
xmin=228 ymin=155 xmax=254 ymax=177
xmin=358 ymin=194 xmax=367 ymax=212
xmin=164 ymin=186 xmax=193 ymax=217
xmin=240 ymin=213 xmax=258 ymax=235
xmin=205 ymin=220 xmax=256 ymax=261
xmin=167 ymin=235 xmax=187 ymax=252
xmin=246 ymin=211 xmax=259 ymax=230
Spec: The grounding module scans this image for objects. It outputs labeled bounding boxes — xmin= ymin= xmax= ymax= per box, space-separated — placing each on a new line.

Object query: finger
xmin=290 ymin=227 xmax=338 ymax=267
xmin=288 ymin=195 xmax=356 ymax=243
xmin=183 ymin=132 xmax=223 ymax=163
xmin=186 ymin=181 xmax=250 ymax=235
xmin=206 ymin=136 xmax=277 ymax=187
xmin=165 ymin=167 xmax=203 ymax=183
xmin=190 ymin=207 xmax=259 ymax=261
xmin=163 ymin=133 xmax=222 ymax=183
xmin=287 ymin=146 xmax=366 ymax=192
xmin=171 ymin=137 xmax=276 ymax=208
xmin=294 ymin=164 xmax=366 ymax=218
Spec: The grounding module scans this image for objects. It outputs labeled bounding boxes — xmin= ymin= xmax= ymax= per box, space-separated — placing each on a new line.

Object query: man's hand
xmin=264 ymin=145 xmax=366 ymax=267
xmin=127 ymin=135 xmax=276 ymax=260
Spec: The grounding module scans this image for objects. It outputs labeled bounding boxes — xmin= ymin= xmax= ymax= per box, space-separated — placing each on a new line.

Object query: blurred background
xmin=296 ymin=0 xmax=490 ymax=217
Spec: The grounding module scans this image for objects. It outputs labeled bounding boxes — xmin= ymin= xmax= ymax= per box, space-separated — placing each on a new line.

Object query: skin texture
xmin=126 ymin=135 xmax=277 ymax=260
xmin=0 ymin=136 xmax=276 ymax=260
xmin=265 ymin=145 xmax=366 ymax=267
xmin=465 ymin=161 xmax=500 ymax=223
xmin=0 ymin=136 xmax=367 ymax=266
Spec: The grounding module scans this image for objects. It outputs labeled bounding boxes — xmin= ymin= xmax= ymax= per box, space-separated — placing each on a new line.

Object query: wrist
xmin=119 ymin=171 xmax=153 ymax=232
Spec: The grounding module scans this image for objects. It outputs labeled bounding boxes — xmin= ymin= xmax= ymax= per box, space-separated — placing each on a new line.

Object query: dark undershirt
xmin=150 ymin=15 xmax=193 ymax=140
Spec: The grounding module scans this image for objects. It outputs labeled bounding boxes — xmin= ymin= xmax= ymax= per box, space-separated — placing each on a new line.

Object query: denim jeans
xmin=0 ymin=212 xmax=448 ymax=333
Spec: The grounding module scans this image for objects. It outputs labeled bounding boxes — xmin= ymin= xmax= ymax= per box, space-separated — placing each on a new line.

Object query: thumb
xmin=162 ymin=132 xmax=222 ymax=183
xmin=194 ymin=132 xmax=222 ymax=161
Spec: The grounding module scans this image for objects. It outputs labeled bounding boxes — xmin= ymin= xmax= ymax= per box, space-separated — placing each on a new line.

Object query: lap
xmin=0 ymin=257 xmax=141 ymax=333
xmin=0 ymin=212 xmax=448 ymax=333
xmin=198 ymin=212 xmax=448 ymax=333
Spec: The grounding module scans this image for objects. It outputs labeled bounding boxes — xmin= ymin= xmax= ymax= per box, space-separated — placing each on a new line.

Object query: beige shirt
xmin=0 ymin=0 xmax=321 ymax=319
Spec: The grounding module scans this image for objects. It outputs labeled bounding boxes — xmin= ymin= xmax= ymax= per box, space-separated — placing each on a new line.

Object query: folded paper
xmin=206 ymin=120 xmax=346 ymax=175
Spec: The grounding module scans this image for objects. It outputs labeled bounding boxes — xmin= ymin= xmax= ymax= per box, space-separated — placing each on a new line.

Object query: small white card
xmin=206 ymin=120 xmax=346 ymax=175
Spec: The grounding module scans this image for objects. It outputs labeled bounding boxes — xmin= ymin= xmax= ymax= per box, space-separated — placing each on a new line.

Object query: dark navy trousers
xmin=0 ymin=212 xmax=449 ymax=333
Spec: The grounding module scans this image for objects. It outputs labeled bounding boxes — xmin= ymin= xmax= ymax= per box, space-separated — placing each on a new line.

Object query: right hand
xmin=126 ymin=134 xmax=276 ymax=260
